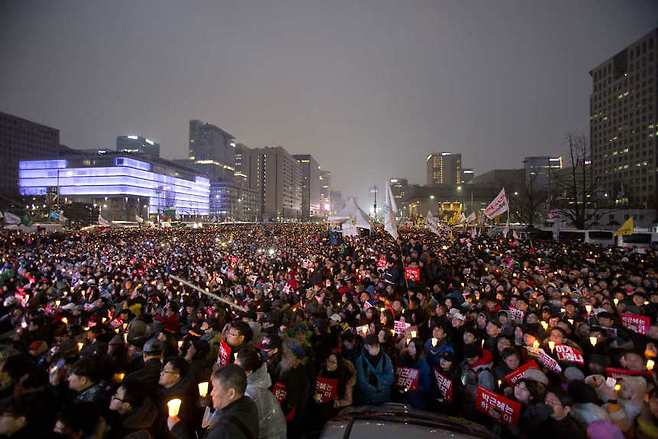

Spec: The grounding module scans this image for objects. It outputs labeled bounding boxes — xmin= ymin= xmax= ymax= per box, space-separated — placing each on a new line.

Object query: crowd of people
xmin=0 ymin=222 xmax=656 ymax=439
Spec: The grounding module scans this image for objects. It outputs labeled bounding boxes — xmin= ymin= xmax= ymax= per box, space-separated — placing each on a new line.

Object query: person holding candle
xmin=354 ymin=334 xmax=394 ymax=405
xmin=159 ymin=357 xmax=201 ymax=433
xmin=168 ymin=364 xmax=258 ymax=439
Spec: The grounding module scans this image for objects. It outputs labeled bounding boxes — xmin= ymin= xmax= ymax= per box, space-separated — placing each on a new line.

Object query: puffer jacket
xmin=245 ymin=363 xmax=287 ymax=439
xmin=355 ymin=349 xmax=395 ymax=405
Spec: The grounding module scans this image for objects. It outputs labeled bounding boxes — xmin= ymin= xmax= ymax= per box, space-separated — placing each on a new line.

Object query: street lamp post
xmin=370 ymin=185 xmax=378 ymax=220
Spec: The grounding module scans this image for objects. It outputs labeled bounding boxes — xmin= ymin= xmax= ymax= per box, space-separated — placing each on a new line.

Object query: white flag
xmin=465 ymin=212 xmax=476 ymax=224
xmin=3 ymin=212 xmax=21 ymax=225
xmin=341 ymin=222 xmax=359 ymax=237
xmin=136 ymin=215 xmax=144 ymax=223
xmin=98 ymin=214 xmax=111 ymax=226
xmin=383 ymin=182 xmax=398 ymax=240
xmin=59 ymin=211 xmax=68 ymax=224
xmin=484 ymin=188 xmax=509 ymax=219
xmin=502 ymin=221 xmax=510 ymax=238
xmin=512 ymin=230 xmax=519 ymax=240
xmin=349 ymin=197 xmax=371 ymax=230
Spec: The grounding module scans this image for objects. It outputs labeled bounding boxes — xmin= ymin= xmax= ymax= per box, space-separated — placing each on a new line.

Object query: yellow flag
xmin=613 ymin=217 xmax=634 ymax=237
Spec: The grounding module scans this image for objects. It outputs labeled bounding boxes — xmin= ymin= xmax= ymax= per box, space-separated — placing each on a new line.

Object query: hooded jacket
xmin=245 ymin=363 xmax=287 ymax=439
xmin=113 ymin=396 xmax=159 ymax=439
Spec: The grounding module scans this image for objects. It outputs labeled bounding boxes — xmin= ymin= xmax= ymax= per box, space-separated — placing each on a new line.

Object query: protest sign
xmin=621 ymin=313 xmax=651 ymax=335
xmin=404 ymin=266 xmax=421 ymax=283
xmin=503 ymin=360 xmax=539 ymax=385
xmin=314 ymin=377 xmax=338 ymax=403
xmin=394 ymin=320 xmax=411 ymax=336
xmin=395 ymin=367 xmax=419 ymax=391
xmin=554 ymin=344 xmax=585 ymax=365
xmin=475 ymin=386 xmax=521 ymax=425
xmin=433 ymin=369 xmax=453 ymax=402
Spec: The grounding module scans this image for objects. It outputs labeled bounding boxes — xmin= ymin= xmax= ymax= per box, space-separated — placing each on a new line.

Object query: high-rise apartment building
xmin=590 ymin=28 xmax=657 ymax=208
xmin=426 ymin=152 xmax=462 ymax=186
xmin=254 ymin=146 xmax=302 ymax=220
xmin=188 ymin=120 xmax=235 ymax=182
xmin=0 ymin=111 xmax=61 ymax=198
xmin=116 ymin=135 xmax=160 ymax=159
xmin=461 ymin=169 xmax=475 ymax=184
xmin=293 ymin=154 xmax=322 ymax=218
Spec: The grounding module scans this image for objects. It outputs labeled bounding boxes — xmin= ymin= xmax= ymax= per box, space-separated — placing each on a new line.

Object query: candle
xmin=61 ymin=317 xmax=68 ymax=325
xmin=115 ymin=372 xmax=125 ymax=382
xmin=198 ymin=382 xmax=209 ymax=397
xmin=614 ymin=383 xmax=621 ymax=392
xmin=548 ymin=341 xmax=555 ymax=352
xmin=431 ymin=338 xmax=438 ymax=347
xmin=585 ymin=304 xmax=592 ymax=314
xmin=540 ymin=321 xmax=548 ymax=330
xmin=589 ymin=336 xmax=598 ymax=347
xmin=568 ymin=319 xmax=574 ymax=325
xmin=647 ymin=359 xmax=655 ymax=371
xmin=167 ymin=398 xmax=182 ymax=417
xmin=532 ymin=340 xmax=540 ymax=349
xmin=410 ymin=330 xmax=417 ymax=339
xmin=77 ymin=342 xmax=83 ymax=351
xmin=177 ymin=340 xmax=183 ymax=349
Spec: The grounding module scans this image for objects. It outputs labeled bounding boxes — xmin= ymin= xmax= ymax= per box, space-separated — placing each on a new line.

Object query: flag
xmin=59 ymin=212 xmax=68 ymax=224
xmin=20 ymin=215 xmax=32 ymax=226
xmin=552 ymin=220 xmax=561 ymax=241
xmin=49 ymin=211 xmax=60 ymax=221
xmin=349 ymin=197 xmax=371 ymax=230
xmin=98 ymin=214 xmax=111 ymax=226
xmin=341 ymin=222 xmax=359 ymax=237
xmin=512 ymin=230 xmax=519 ymax=240
xmin=426 ymin=210 xmax=437 ymax=227
xmin=3 ymin=212 xmax=21 ymax=225
xmin=484 ymin=188 xmax=509 ymax=219
xmin=613 ymin=217 xmax=634 ymax=237
xmin=383 ymin=182 xmax=398 ymax=240
xmin=465 ymin=212 xmax=476 ymax=224
xmin=135 ymin=215 xmax=144 ymax=223
xmin=470 ymin=227 xmax=478 ymax=238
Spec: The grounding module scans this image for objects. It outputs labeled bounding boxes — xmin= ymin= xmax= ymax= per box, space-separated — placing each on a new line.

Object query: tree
xmin=552 ymin=134 xmax=604 ymax=229
xmin=510 ymin=172 xmax=549 ymax=225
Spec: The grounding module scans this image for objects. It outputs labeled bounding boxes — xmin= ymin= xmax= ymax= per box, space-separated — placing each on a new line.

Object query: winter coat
xmin=423 ymin=338 xmax=454 ymax=368
xmin=397 ymin=354 xmax=432 ymax=409
xmin=355 ymin=349 xmax=395 ymax=405
xmin=124 ymin=358 xmax=162 ymax=397
xmin=460 ymin=350 xmax=495 ymax=399
xmin=171 ymin=396 xmax=259 ymax=439
xmin=112 ymin=396 xmax=159 ymax=439
xmin=245 ymin=363 xmax=287 ymax=439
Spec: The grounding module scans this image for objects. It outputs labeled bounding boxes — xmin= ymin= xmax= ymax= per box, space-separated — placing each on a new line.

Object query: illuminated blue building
xmin=18 ymin=153 xmax=210 ymax=220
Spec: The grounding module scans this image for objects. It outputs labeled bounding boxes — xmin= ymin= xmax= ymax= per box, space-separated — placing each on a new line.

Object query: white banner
xmin=484 ymin=188 xmax=509 ymax=219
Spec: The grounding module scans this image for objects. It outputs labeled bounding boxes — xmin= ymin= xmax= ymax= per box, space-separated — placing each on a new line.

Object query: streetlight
xmin=370 ymin=185 xmax=378 ymax=219
xmin=430 ymin=195 xmax=435 ymax=200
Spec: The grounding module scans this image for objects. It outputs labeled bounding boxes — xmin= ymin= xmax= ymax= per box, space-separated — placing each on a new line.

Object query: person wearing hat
xmin=124 ymin=337 xmax=163 ymax=397
xmin=258 ymin=333 xmax=283 ymax=385
xmin=459 ymin=343 xmax=495 ymax=406
xmin=354 ymin=334 xmax=394 ymax=405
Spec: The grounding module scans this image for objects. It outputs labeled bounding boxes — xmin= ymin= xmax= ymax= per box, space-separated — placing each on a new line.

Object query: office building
xmin=319 ymin=170 xmax=331 ymax=214
xmin=590 ymin=27 xmax=657 ymax=208
xmin=0 ymin=112 xmax=60 ymax=198
xmin=254 ymin=146 xmax=302 ymax=220
xmin=523 ymin=156 xmax=563 ymax=191
xmin=389 ymin=178 xmax=408 ymax=205
xmin=426 ymin=152 xmax=462 ymax=186
xmin=461 ymin=169 xmax=475 ymax=184
xmin=18 ymin=152 xmax=210 ymax=221
xmin=116 ymin=135 xmax=160 ymax=159
xmin=188 ymin=120 xmax=235 ymax=182
xmin=293 ymin=154 xmax=322 ymax=218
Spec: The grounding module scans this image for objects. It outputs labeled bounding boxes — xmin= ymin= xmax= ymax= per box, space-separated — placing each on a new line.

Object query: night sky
xmin=2 ymin=0 xmax=657 ymax=207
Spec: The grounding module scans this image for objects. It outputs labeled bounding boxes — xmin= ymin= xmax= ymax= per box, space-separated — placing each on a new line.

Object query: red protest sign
xmin=433 ymin=369 xmax=453 ymax=402
xmin=605 ymin=367 xmax=647 ymax=379
xmin=394 ymin=320 xmax=410 ymax=336
xmin=395 ymin=367 xmax=419 ymax=391
xmin=525 ymin=346 xmax=562 ymax=374
xmin=503 ymin=360 xmax=539 ymax=385
xmin=621 ymin=313 xmax=651 ymax=335
xmin=314 ymin=377 xmax=338 ymax=403
xmin=475 ymin=386 xmax=521 ymax=425
xmin=404 ymin=266 xmax=421 ymax=283
xmin=554 ymin=345 xmax=585 ymax=365
xmin=217 ymin=339 xmax=232 ymax=368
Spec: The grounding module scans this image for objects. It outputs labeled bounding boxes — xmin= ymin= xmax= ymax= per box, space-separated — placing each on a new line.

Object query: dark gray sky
xmin=1 ymin=1 xmax=657 ymax=207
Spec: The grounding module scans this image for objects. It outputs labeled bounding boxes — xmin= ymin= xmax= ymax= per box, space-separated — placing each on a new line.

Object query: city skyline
xmin=1 ymin=0 xmax=657 ymax=207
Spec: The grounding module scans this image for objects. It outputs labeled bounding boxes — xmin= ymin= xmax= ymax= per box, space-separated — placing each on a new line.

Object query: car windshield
xmin=347 ymin=420 xmax=486 ymax=439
